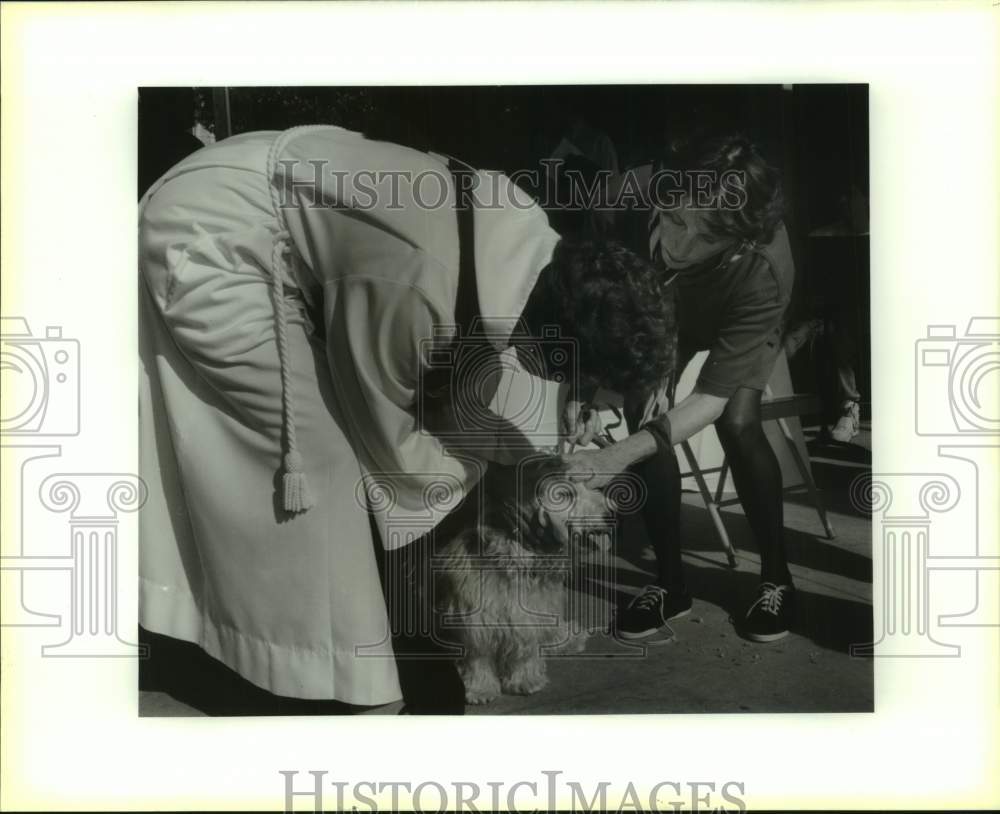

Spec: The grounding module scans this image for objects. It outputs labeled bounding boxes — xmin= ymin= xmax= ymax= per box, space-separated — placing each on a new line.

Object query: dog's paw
xmin=572 ymin=629 xmax=590 ymax=652
xmin=552 ymin=629 xmax=589 ymax=654
xmin=502 ymin=674 xmax=548 ymax=696
xmin=465 ymin=687 xmax=499 ymax=705
xmin=460 ymin=659 xmax=501 ymax=705
xmin=501 ymin=662 xmax=548 ymax=696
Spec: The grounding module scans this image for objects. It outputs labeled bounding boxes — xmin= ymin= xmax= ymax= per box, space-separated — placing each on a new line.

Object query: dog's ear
xmin=527 ymin=500 xmax=566 ymax=551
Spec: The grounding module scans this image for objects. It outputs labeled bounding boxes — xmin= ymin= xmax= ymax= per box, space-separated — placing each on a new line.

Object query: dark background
xmin=138 ymin=84 xmax=870 ymax=410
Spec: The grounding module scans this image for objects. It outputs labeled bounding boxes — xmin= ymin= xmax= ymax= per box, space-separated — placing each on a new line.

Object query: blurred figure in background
xmin=785 ymin=181 xmax=870 ymax=442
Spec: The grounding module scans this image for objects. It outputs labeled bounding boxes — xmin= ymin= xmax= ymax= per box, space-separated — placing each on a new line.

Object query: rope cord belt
xmin=265 ymin=126 xmax=321 ymax=513
xmin=262 ymin=129 xmax=486 ymax=514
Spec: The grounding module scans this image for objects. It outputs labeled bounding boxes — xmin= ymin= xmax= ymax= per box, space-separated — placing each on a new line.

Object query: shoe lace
xmin=630 ymin=586 xmax=666 ymax=612
xmin=748 ymin=583 xmax=787 ymax=617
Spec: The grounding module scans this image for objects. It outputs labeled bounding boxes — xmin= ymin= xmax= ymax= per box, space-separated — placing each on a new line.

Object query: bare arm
xmin=660 ymin=389 xmax=729 ymax=446
xmin=562 ymin=389 xmax=728 ymax=486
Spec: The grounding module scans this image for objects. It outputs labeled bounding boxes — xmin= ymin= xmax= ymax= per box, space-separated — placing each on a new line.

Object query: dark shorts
xmin=674 ymin=226 xmax=795 ymax=398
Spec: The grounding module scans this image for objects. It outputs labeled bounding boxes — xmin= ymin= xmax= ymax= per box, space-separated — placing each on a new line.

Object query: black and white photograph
xmin=137 ymin=84 xmax=874 ymax=716
xmin=3 ymin=3 xmax=997 ymax=812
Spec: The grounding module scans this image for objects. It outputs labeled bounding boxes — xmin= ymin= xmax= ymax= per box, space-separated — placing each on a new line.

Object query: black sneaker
xmin=615 ymin=585 xmax=692 ymax=640
xmin=743 ymin=582 xmax=795 ymax=642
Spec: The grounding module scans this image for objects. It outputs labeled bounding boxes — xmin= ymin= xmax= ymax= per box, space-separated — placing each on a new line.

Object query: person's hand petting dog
xmin=561 ymin=446 xmax=632 ymax=489
xmin=562 ymin=399 xmax=603 ymax=449
xmin=560 ymin=400 xmax=629 ymax=489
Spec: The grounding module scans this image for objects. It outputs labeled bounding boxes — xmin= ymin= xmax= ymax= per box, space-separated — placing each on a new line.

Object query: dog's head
xmin=490 ymin=456 xmax=616 ymax=555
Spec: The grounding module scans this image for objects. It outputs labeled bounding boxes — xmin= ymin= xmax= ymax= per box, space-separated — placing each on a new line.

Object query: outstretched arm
xmin=561 ymin=389 xmax=728 ymax=486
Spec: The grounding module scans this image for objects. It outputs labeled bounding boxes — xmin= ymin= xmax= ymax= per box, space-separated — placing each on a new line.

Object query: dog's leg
xmin=549 ymin=627 xmax=590 ymax=654
xmin=500 ymin=649 xmax=548 ymax=696
xmin=459 ymin=656 xmax=501 ymax=705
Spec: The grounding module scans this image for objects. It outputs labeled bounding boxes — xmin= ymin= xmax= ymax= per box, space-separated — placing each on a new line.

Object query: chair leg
xmin=715 ymin=458 xmax=730 ymax=504
xmin=680 ymin=441 xmax=738 ymax=567
xmin=775 ymin=416 xmax=836 ymax=539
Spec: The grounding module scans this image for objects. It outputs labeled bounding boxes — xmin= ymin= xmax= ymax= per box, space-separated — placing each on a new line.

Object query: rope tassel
xmin=282 ymin=451 xmax=314 ymax=513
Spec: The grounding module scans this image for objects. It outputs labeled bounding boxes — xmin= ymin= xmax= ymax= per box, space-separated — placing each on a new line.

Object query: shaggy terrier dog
xmin=431 ymin=458 xmax=616 ymax=705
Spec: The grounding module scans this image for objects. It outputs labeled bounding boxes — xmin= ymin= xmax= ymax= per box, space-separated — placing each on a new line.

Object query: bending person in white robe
xmin=139 ymin=125 xmax=676 ymax=708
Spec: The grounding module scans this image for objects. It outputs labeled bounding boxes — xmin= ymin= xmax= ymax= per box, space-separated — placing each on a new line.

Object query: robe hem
xmin=140 ymin=576 xmax=403 ymax=706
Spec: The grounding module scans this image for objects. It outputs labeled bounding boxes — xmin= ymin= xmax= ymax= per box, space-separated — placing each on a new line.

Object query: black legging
xmin=624 ymin=386 xmax=792 ymax=590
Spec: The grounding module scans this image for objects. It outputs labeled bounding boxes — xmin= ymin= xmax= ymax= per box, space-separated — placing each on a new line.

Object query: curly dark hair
xmin=517 ymin=237 xmax=677 ymax=396
xmin=657 ymin=133 xmax=785 ymax=246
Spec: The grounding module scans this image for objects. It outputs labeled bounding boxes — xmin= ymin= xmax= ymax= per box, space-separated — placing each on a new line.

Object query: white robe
xmin=138 ymin=125 xmax=560 ymax=702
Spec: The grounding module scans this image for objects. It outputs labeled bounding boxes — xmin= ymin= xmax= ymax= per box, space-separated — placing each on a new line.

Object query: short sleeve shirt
xmin=667 ymin=223 xmax=795 ymax=397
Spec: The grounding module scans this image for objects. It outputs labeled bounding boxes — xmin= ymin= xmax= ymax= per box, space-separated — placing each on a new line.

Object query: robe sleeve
xmin=323 ymin=264 xmax=477 ymax=522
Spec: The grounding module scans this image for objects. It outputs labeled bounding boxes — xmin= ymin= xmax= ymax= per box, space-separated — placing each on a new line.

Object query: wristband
xmin=641 ymin=415 xmax=673 ymax=457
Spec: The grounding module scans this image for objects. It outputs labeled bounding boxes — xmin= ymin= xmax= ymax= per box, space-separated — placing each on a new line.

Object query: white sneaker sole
xmin=616 ymin=607 xmax=691 ymax=639
xmin=744 ymin=628 xmax=790 ymax=643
